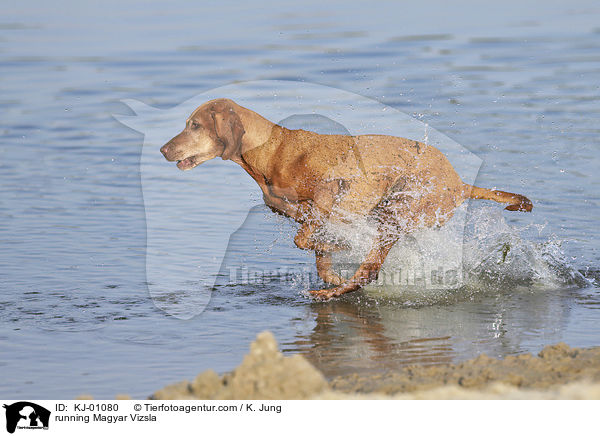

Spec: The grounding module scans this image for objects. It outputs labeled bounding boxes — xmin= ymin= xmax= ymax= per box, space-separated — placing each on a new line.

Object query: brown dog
xmin=161 ymin=98 xmax=532 ymax=300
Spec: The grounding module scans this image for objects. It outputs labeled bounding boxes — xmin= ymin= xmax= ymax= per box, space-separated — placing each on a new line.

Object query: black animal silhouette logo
xmin=3 ymin=402 xmax=50 ymax=433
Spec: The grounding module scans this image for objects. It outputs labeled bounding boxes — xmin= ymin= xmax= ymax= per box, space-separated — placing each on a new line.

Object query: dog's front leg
xmin=263 ymin=193 xmax=295 ymax=218
xmin=315 ymin=251 xmax=345 ymax=285
xmin=292 ymin=183 xmax=353 ymax=252
xmin=310 ymin=232 xmax=398 ymax=300
xmin=293 ymin=218 xmax=349 ymax=252
xmin=262 ymin=193 xmax=316 ymax=223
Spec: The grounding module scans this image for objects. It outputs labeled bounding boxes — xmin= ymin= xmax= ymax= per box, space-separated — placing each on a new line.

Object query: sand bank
xmin=147 ymin=331 xmax=600 ymax=400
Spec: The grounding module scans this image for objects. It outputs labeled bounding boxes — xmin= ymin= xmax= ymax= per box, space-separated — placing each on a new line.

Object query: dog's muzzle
xmin=160 ymin=142 xmax=171 ymax=159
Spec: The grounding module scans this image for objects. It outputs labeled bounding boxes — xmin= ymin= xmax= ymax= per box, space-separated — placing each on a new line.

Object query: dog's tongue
xmin=176 ymin=157 xmax=194 ymax=170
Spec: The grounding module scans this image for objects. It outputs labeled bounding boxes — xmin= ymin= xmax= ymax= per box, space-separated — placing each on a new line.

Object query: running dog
xmin=160 ymin=99 xmax=532 ymax=300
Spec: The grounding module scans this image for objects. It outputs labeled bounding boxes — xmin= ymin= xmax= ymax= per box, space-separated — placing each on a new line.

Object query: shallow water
xmin=1 ymin=0 xmax=600 ymax=398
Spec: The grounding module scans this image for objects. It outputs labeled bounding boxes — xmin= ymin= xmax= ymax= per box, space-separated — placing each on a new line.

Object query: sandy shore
xmin=142 ymin=331 xmax=600 ymax=400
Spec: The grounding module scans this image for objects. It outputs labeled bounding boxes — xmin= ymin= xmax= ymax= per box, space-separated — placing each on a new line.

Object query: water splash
xmin=462 ymin=206 xmax=587 ymax=292
xmin=323 ymin=203 xmax=588 ymax=305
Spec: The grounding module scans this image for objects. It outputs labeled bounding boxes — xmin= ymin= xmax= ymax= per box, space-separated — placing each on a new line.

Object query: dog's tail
xmin=464 ymin=184 xmax=533 ymax=212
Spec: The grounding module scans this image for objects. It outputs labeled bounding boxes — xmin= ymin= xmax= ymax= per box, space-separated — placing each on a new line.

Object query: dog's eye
xmin=190 ymin=121 xmax=201 ymax=130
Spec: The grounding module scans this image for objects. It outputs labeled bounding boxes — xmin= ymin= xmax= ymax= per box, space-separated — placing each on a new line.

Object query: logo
xmin=3 ymin=402 xmax=50 ymax=434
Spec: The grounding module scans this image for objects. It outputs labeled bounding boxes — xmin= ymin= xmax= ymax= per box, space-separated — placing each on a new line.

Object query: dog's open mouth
xmin=176 ymin=156 xmax=200 ymax=171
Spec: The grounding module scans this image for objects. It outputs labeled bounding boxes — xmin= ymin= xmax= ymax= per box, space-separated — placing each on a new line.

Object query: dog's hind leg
xmin=307 ymin=182 xmax=410 ymax=299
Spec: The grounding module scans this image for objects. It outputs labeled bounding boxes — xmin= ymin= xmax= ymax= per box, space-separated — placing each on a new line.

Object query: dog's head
xmin=160 ymin=98 xmax=245 ymax=170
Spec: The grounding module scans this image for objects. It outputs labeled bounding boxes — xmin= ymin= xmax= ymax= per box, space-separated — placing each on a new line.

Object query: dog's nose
xmin=160 ymin=143 xmax=170 ymax=157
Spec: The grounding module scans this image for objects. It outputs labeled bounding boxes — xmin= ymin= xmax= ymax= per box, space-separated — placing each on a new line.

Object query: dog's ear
xmin=210 ymin=101 xmax=245 ymax=160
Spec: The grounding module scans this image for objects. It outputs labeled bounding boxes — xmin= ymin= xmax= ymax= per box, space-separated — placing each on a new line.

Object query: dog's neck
xmin=225 ymin=105 xmax=283 ymax=176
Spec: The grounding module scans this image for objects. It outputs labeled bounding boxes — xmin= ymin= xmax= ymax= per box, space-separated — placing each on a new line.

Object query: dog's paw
xmin=317 ymin=272 xmax=345 ymax=286
xmin=309 ymin=288 xmax=341 ymax=301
